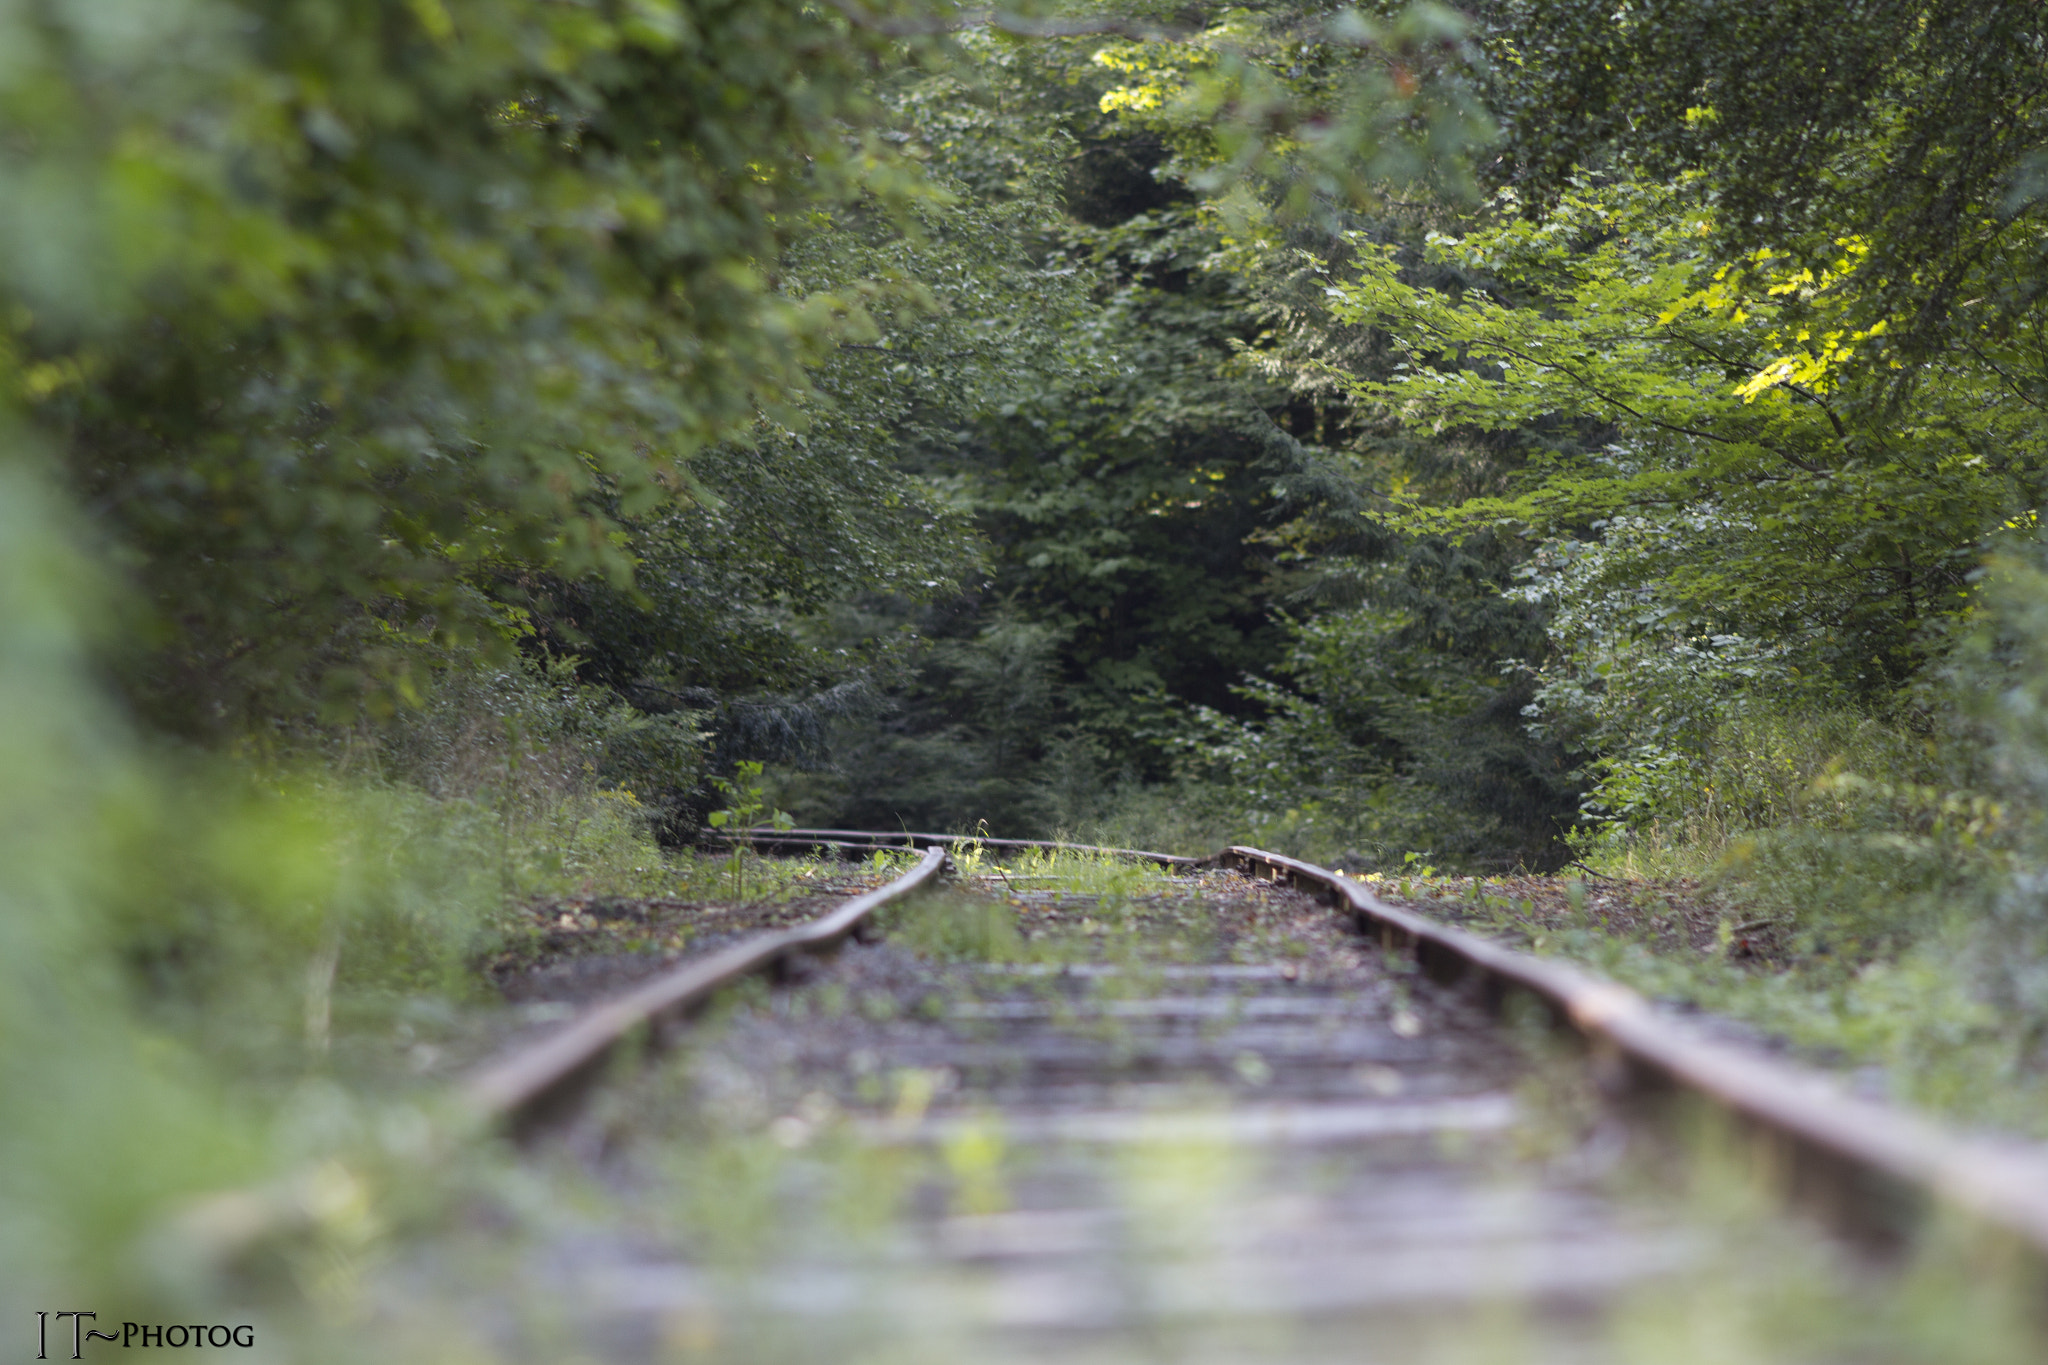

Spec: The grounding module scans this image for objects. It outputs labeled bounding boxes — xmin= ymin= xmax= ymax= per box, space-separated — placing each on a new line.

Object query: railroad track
xmin=186 ymin=835 xmax=2048 ymax=1360
xmin=371 ymin=833 xmax=2048 ymax=1359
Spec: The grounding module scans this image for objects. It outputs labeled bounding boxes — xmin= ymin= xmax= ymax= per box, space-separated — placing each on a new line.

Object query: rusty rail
xmin=464 ymin=844 xmax=950 ymax=1136
xmin=164 ymin=846 xmax=951 ymax=1265
xmin=1218 ymin=845 xmax=2048 ymax=1258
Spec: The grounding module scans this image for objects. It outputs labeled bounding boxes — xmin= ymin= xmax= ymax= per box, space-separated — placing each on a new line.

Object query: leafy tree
xmin=1008 ymin=1 xmax=1589 ymax=863
xmin=1487 ymin=0 xmax=2048 ymax=365
xmin=805 ymin=26 xmax=1340 ymax=829
xmin=1082 ymin=0 xmax=1496 ymax=218
xmin=1303 ymin=151 xmax=2048 ymax=835
xmin=1326 ymin=171 xmax=2048 ymax=684
xmin=1 ymin=0 xmax=1541 ymax=860
xmin=504 ymin=33 xmax=1109 ymax=833
xmin=3 ymin=0 xmax=950 ymax=730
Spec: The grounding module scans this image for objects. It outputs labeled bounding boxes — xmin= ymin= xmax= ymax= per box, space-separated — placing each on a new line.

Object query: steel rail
xmin=163 ymin=846 xmax=950 ymax=1265
xmin=1217 ymin=845 xmax=2048 ymax=1258
xmin=463 ymin=844 xmax=950 ymax=1136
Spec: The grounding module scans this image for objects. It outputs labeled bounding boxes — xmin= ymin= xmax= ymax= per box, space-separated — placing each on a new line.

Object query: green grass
xmin=877 ymin=891 xmax=1035 ymax=964
xmin=661 ymin=845 xmax=852 ymax=903
xmin=977 ymin=843 xmax=1179 ymax=897
xmin=1390 ymin=850 xmax=2048 ymax=1138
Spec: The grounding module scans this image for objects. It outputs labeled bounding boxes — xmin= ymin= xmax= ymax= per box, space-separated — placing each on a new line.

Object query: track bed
xmin=385 ymin=865 xmax=1871 ymax=1363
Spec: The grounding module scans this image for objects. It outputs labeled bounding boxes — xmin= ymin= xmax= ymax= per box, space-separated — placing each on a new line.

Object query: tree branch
xmin=1648 ymin=319 xmax=1859 ymax=456
xmin=1389 ymin=315 xmax=1835 ymax=477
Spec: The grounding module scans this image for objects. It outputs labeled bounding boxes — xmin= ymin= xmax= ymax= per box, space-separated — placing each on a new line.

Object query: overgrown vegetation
xmin=9 ymin=0 xmax=2048 ymax=1352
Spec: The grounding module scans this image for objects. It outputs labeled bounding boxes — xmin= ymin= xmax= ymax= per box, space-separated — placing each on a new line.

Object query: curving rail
xmin=465 ymin=844 xmax=952 ymax=1135
xmin=1216 ymin=845 xmax=2048 ymax=1258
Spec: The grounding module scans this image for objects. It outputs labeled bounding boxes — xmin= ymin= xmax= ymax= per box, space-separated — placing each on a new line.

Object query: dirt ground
xmin=1381 ymin=872 xmax=1780 ymax=963
xmin=487 ymin=866 xmax=898 ymax=1006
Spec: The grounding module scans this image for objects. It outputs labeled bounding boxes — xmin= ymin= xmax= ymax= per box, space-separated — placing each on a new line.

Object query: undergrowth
xmin=878 ymin=892 xmax=1035 ymax=964
xmin=986 ymin=844 xmax=1179 ymax=898
xmin=0 ymin=460 xmax=705 ymax=1338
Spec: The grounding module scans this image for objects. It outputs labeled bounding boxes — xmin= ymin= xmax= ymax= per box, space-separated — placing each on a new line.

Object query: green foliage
xmin=793 ymin=96 xmax=1570 ymax=857
xmin=372 ymin=651 xmax=706 ymax=801
xmin=1325 ymin=171 xmax=2043 ymax=698
xmin=525 ymin=30 xmax=1098 ymax=809
xmin=949 ymin=256 xmax=1303 ymax=751
xmin=532 ymin=47 xmax=1085 ymax=702
xmin=910 ymin=41 xmax=1309 ymax=763
xmin=1167 ymin=528 xmax=1578 ymax=868
xmin=0 ymin=450 xmax=702 ymax=1325
xmin=1490 ymin=0 xmax=2048 ymax=363
xmin=1287 ymin=160 xmax=2046 ymax=870
xmin=707 ymin=760 xmax=794 ymax=900
xmin=764 ymin=40 xmax=1318 ymax=831
xmin=0 ymin=458 xmax=484 ymax=1311
xmin=0 ymin=0 xmax=1536 ymax=854
xmin=880 ymin=891 xmax=1030 ymax=963
xmin=3 ymin=0 xmax=951 ymax=727
xmin=791 ymin=609 xmax=1072 ymax=834
xmin=1084 ymin=1 xmax=1497 ymax=218
xmin=1001 ymin=844 xmax=1177 ymax=898
xmin=1949 ymin=538 xmax=2048 ymax=1065
xmin=0 ymin=456 xmax=264 ymax=1306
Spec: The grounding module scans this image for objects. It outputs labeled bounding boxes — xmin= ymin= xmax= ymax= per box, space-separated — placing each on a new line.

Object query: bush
xmin=369 ymin=650 xmax=709 ymax=844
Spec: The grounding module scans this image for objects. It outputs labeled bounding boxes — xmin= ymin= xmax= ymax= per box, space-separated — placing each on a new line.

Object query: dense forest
xmin=6 ymin=0 xmax=2048 ymax=1335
